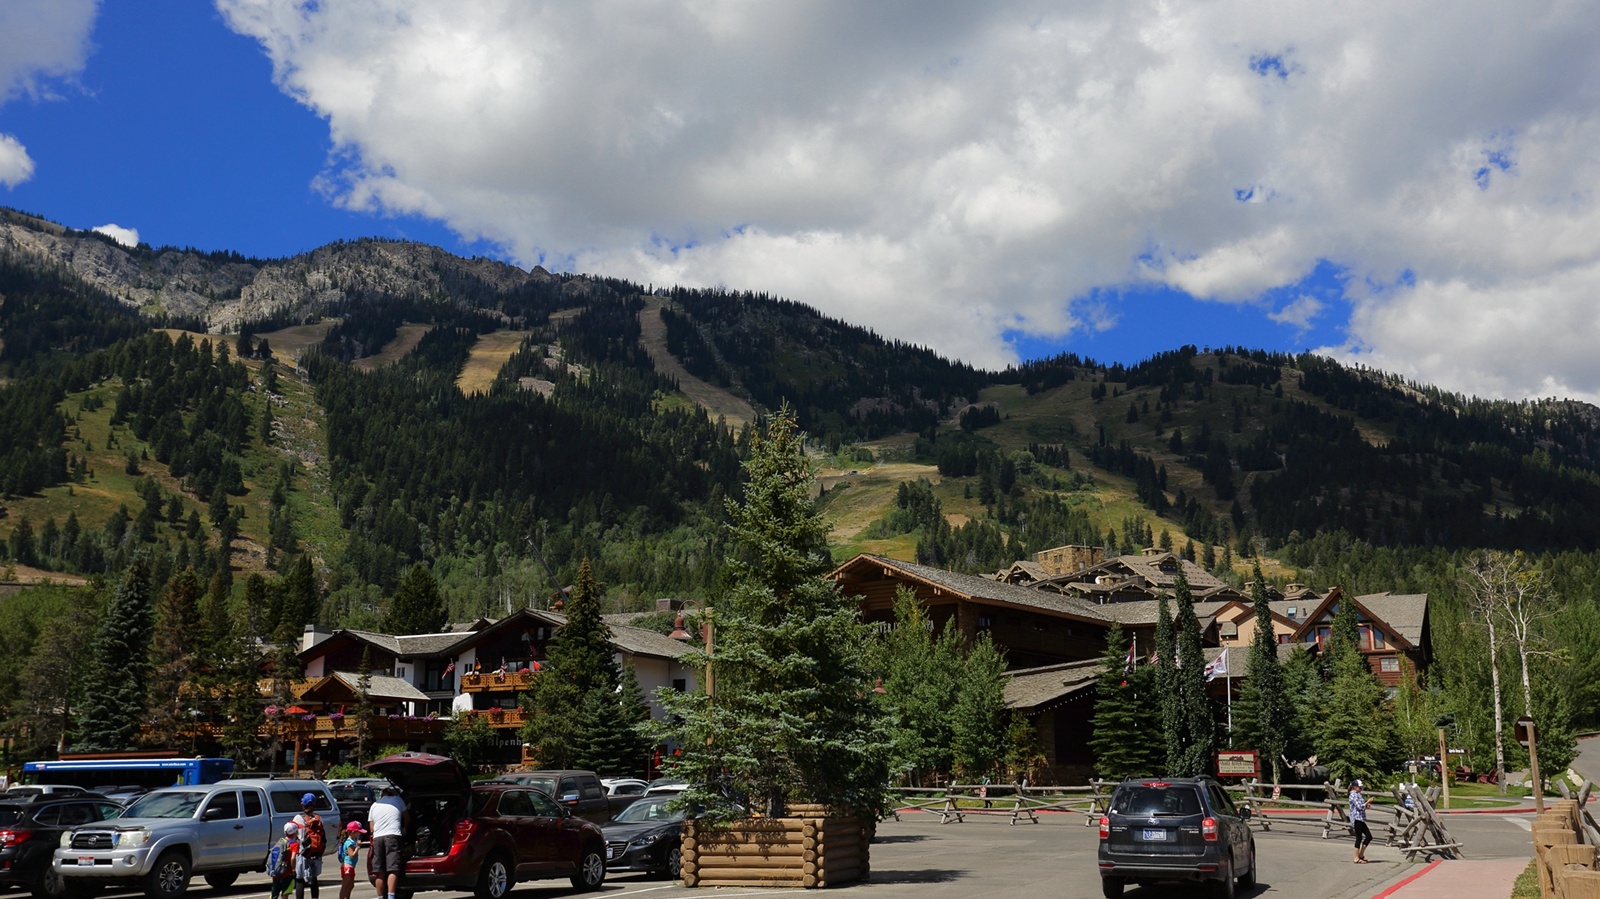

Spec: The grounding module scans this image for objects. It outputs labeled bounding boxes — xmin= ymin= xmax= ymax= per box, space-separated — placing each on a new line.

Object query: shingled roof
xmin=831 ymin=555 xmax=1116 ymax=626
xmin=1353 ymin=593 xmax=1429 ymax=647
xmin=1002 ymin=659 xmax=1103 ymax=711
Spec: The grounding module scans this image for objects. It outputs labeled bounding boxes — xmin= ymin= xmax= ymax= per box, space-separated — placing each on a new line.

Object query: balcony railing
xmin=463 ymin=707 xmax=527 ymax=729
xmin=459 ymin=669 xmax=538 ymax=693
xmin=190 ymin=713 xmax=448 ymax=743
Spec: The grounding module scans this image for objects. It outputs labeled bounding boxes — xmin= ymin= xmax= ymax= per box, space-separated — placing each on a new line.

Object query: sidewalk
xmin=1370 ymin=858 xmax=1529 ymax=899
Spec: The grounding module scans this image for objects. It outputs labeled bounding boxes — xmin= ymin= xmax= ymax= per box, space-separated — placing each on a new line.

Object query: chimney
xmin=302 ymin=624 xmax=331 ymax=652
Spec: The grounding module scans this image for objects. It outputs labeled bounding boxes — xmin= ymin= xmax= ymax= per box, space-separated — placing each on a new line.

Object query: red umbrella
xmin=284 ymin=705 xmax=310 ymax=715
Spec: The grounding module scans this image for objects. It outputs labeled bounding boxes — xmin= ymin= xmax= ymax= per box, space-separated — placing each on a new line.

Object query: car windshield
xmin=611 ymin=797 xmax=685 ymax=825
xmin=331 ymin=786 xmax=370 ymax=801
xmin=1113 ymin=785 xmax=1202 ymax=817
xmin=123 ymin=791 xmax=207 ymax=819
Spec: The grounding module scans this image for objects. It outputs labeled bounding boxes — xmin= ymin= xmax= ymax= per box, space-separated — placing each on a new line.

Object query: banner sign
xmin=1215 ymin=749 xmax=1260 ymax=778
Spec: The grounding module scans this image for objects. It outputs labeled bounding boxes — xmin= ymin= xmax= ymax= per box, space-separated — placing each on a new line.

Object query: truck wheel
xmin=473 ymin=853 xmax=512 ymax=899
xmin=202 ymin=872 xmax=239 ymax=890
xmin=142 ymin=851 xmax=191 ymax=899
xmin=32 ymin=865 xmax=67 ymax=899
xmin=568 ymin=848 xmax=605 ymax=891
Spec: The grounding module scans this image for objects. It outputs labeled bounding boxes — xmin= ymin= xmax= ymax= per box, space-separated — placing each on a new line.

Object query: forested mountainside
xmin=7 ymin=206 xmax=1600 ymax=621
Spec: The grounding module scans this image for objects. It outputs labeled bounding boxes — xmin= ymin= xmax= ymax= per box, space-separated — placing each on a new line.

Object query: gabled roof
xmin=828 ymin=554 xmax=1114 ymax=627
xmin=1040 ymin=551 xmax=1228 ymax=594
xmin=1287 ymin=588 xmax=1427 ymax=651
xmin=297 ymin=672 xmax=432 ymax=704
xmin=1002 ymin=660 xmax=1103 ymax=711
xmin=541 ymin=611 xmax=691 ymax=661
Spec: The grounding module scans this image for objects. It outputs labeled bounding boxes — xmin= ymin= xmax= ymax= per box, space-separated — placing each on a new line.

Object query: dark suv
xmin=0 ymin=795 xmax=123 ymax=899
xmin=1097 ymin=776 xmax=1255 ymax=898
xmin=367 ymin=752 xmax=607 ymax=898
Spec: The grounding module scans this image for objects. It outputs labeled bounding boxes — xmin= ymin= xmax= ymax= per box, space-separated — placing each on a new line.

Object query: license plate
xmin=606 ymin=847 xmax=618 ymax=859
xmin=78 ymin=857 xmax=95 ymax=866
xmin=1139 ymin=829 xmax=1167 ymax=842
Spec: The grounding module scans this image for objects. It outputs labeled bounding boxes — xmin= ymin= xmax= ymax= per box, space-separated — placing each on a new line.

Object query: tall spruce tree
xmin=1090 ymin=622 xmax=1160 ymax=779
xmin=874 ymin=587 xmax=964 ymax=785
xmin=950 ymin=633 xmax=1009 ymax=780
xmin=1316 ymin=595 xmax=1395 ymax=785
xmin=1154 ymin=594 xmax=1182 ymax=772
xmin=521 ymin=559 xmax=621 ymax=769
xmin=1172 ymin=572 xmax=1215 ymax=776
xmin=77 ymin=557 xmax=156 ymax=750
xmin=146 ymin=567 xmax=203 ymax=749
xmin=384 ymin=563 xmax=448 ymax=636
xmin=653 ymin=407 xmax=890 ymax=818
xmin=1234 ymin=561 xmax=1287 ymax=781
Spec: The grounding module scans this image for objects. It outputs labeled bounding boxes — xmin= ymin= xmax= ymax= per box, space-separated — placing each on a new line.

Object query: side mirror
xmin=1239 ymin=807 xmax=1251 ymax=820
xmin=202 ymin=807 xmax=226 ymax=821
xmin=560 ymin=793 xmax=579 ymax=804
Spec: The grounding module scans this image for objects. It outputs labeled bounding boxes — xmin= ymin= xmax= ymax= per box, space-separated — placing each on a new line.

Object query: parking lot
xmin=28 ymin=806 xmax=1536 ymax=899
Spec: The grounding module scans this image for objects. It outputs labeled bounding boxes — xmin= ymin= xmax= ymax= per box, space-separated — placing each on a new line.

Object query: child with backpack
xmin=293 ymin=793 xmax=328 ymax=899
xmin=268 ymin=822 xmax=300 ymax=899
xmin=338 ymin=821 xmax=365 ymax=899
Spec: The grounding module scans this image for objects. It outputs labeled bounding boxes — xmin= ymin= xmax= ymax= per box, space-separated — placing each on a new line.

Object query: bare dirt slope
xmin=637 ymin=301 xmax=756 ymax=427
xmin=353 ymin=323 xmax=433 ymax=372
xmin=457 ymin=330 xmax=531 ymax=395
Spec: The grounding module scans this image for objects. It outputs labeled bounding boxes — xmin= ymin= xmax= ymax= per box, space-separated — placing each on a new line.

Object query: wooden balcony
xmin=463 ymin=707 xmax=527 ymax=730
xmin=459 ymin=669 xmax=537 ymax=693
xmin=190 ymin=713 xmax=447 ymax=744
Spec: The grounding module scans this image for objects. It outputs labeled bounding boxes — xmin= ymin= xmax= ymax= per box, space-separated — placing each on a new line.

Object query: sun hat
xmin=345 ymin=821 xmax=366 ymax=832
xmin=301 ymin=792 xmax=318 ymax=806
xmin=284 ymin=822 xmax=299 ymax=835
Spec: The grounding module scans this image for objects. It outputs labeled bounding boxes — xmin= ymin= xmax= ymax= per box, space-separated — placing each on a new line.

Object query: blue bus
xmin=18 ymin=757 xmax=234 ymax=792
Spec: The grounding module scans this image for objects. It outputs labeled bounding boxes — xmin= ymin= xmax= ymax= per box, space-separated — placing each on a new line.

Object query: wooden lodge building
xmin=828 ymin=546 xmax=1431 ymax=783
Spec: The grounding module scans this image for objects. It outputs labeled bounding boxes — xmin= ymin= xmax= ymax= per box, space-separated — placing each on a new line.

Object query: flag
xmin=1204 ymin=648 xmax=1230 ymax=682
xmin=1123 ymin=644 xmax=1135 ymax=676
xmin=443 ymin=659 xmax=456 ymax=676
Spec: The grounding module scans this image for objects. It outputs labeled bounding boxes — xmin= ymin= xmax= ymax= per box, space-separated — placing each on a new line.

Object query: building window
xmin=1380 ymin=657 xmax=1400 ymax=673
xmin=672 ymin=679 xmax=687 ymax=692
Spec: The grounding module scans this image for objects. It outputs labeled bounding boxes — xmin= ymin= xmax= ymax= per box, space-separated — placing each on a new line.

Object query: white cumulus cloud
xmin=93 ymin=223 xmax=139 ymax=247
xmin=219 ymin=0 xmax=1600 ymax=399
xmin=0 ymin=0 xmax=99 ymax=189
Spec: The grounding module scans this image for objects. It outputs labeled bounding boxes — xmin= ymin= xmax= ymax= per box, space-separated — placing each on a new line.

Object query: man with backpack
xmin=293 ymin=792 xmax=329 ymax=899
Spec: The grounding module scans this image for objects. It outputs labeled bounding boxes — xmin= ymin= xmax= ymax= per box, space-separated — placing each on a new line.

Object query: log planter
xmin=681 ymin=803 xmax=871 ymax=889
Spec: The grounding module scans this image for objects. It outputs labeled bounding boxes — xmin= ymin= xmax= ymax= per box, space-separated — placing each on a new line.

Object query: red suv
xmin=367 ymin=753 xmax=606 ymax=898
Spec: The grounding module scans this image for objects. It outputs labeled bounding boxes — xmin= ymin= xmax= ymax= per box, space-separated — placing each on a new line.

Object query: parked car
xmin=0 ymin=795 xmax=125 ymax=899
xmin=600 ymin=778 xmax=647 ymax=799
xmin=599 ymin=795 xmax=684 ymax=879
xmin=327 ymin=783 xmax=378 ymax=832
xmin=53 ymin=778 xmax=337 ymax=899
xmin=2 ymin=787 xmax=96 ymax=802
xmin=365 ymin=752 xmax=606 ymax=897
xmin=641 ymin=778 xmax=687 ymax=798
xmin=486 ymin=771 xmax=615 ymax=825
xmin=1097 ymin=776 xmax=1255 ymax=899
xmin=98 ymin=787 xmax=148 ymax=805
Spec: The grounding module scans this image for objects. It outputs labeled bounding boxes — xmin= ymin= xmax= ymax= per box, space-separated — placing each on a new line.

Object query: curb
xmin=1368 ymin=860 xmax=1441 ymax=899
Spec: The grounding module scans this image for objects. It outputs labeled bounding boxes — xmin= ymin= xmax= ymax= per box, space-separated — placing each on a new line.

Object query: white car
xmin=600 ymin=778 xmax=647 ymax=798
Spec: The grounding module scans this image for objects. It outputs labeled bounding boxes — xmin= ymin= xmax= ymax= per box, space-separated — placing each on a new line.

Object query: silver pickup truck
xmin=53 ymin=779 xmax=336 ymax=899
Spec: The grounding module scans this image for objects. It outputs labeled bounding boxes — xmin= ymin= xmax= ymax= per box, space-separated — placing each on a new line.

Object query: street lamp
xmin=668 ymin=601 xmax=713 ymax=697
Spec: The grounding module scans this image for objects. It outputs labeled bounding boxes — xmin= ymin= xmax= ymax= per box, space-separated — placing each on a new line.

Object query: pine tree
xmin=146 ymin=567 xmax=203 ymax=749
xmin=1233 ymin=561 xmax=1287 ymax=781
xmin=277 ymin=554 xmax=321 ymax=638
xmin=521 ymin=559 xmax=620 ymax=769
xmin=1155 ymin=594 xmax=1181 ymax=771
xmin=383 ymin=563 xmax=447 ymax=636
xmin=653 ymin=407 xmax=890 ymax=817
xmin=77 ymin=557 xmax=157 ymax=750
xmin=1316 ymin=595 xmax=1395 ymax=785
xmin=950 ymin=633 xmax=1009 ymax=780
xmin=874 ymin=587 xmax=963 ymax=784
xmin=1172 ymin=572 xmax=1215 ymax=776
xmin=353 ymin=648 xmax=375 ymax=766
xmin=1090 ymin=622 xmax=1160 ymax=779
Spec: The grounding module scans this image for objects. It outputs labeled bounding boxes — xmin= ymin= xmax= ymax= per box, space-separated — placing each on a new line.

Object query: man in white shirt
xmin=367 ymin=787 xmax=409 ymax=899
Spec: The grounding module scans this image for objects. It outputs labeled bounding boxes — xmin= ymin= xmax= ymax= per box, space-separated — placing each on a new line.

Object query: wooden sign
xmin=1215 ymin=749 xmax=1260 ymax=778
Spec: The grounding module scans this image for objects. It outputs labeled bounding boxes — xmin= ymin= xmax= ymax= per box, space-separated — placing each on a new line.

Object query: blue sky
xmin=2 ymin=2 xmax=1598 ymax=400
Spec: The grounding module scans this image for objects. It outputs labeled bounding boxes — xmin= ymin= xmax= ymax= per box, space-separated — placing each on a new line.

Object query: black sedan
xmin=0 ymin=795 xmax=124 ymax=898
xmin=600 ymin=795 xmax=684 ymax=879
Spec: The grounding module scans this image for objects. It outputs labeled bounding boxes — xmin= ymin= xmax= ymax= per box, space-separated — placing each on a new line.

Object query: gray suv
xmin=1097 ymin=776 xmax=1256 ymax=898
xmin=53 ymin=779 xmax=336 ymax=899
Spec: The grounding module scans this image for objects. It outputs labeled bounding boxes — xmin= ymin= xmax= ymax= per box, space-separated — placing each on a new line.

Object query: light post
xmin=669 ymin=601 xmax=713 ymax=697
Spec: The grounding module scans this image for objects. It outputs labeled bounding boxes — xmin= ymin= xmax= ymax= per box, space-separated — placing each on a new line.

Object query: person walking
xmin=269 ymin=822 xmax=301 ymax=899
xmin=293 ymin=793 xmax=329 ymax=899
xmin=337 ymin=821 xmax=365 ymax=899
xmin=368 ymin=786 xmax=409 ymax=899
xmin=1349 ymin=779 xmax=1372 ymax=863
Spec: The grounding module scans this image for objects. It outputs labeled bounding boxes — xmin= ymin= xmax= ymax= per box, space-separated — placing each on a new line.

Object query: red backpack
xmin=302 ymin=812 xmax=326 ymax=856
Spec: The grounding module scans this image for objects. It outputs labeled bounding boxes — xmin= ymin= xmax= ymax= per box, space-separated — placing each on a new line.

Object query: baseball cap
xmin=345 ymin=821 xmax=366 ymax=833
xmin=301 ymin=792 xmax=318 ymax=806
xmin=284 ymin=822 xmax=299 ymax=835
xmin=1352 ymin=779 xmax=1364 ymax=789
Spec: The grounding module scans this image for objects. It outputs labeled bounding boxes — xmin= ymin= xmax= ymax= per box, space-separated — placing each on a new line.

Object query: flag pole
xmin=1226 ymin=654 xmax=1233 ymax=740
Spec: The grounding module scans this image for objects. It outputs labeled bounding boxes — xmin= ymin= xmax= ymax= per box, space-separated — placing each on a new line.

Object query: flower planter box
xmin=681 ymin=804 xmax=869 ymax=889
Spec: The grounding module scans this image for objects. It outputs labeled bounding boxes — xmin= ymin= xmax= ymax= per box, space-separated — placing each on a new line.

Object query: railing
xmin=190 ymin=713 xmax=447 ymax=743
xmin=463 ymin=707 xmax=527 ymax=729
xmin=884 ymin=781 xmax=1110 ymax=826
xmin=459 ymin=669 xmax=537 ymax=692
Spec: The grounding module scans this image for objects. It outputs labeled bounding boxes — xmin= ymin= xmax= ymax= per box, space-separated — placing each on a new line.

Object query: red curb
xmin=1368 ymin=859 xmax=1441 ymax=899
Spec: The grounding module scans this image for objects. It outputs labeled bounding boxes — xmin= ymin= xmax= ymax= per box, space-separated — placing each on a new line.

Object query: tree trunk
xmin=1488 ymin=615 xmax=1506 ymax=794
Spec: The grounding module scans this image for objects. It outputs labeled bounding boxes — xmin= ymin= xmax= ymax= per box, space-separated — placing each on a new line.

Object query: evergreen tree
xmin=353 ymin=648 xmax=375 ymax=766
xmin=1089 ymin=622 xmax=1160 ymax=779
xmin=278 ymin=554 xmax=321 ymax=638
xmin=521 ymin=559 xmax=620 ymax=768
xmin=1171 ymin=572 xmax=1215 ymax=776
xmin=146 ymin=567 xmax=203 ymax=749
xmin=383 ymin=563 xmax=447 ymax=636
xmin=873 ymin=587 xmax=963 ymax=784
xmin=1154 ymin=594 xmax=1181 ymax=771
xmin=77 ymin=557 xmax=156 ymax=750
xmin=1316 ymin=595 xmax=1395 ymax=785
xmin=950 ymin=632 xmax=1009 ymax=780
xmin=444 ymin=710 xmax=496 ymax=774
xmin=653 ymin=407 xmax=890 ymax=818
xmin=1233 ymin=561 xmax=1287 ymax=781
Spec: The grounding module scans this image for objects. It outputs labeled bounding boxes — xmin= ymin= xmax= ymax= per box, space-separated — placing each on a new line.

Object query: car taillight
xmin=1201 ymin=817 xmax=1218 ymax=841
xmin=1098 ymin=816 xmax=1109 ymax=839
xmin=0 ymin=829 xmax=30 ymax=846
xmin=452 ymin=818 xmax=478 ymax=844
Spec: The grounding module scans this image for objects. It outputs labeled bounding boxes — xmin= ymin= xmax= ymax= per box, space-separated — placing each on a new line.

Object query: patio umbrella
xmin=284 ymin=705 xmax=310 ymax=715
